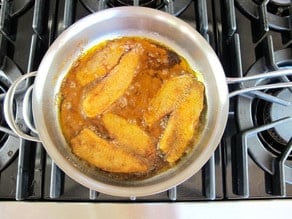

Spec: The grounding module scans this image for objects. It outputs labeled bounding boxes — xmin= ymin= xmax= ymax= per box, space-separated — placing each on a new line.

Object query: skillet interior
xmin=33 ymin=7 xmax=229 ymax=197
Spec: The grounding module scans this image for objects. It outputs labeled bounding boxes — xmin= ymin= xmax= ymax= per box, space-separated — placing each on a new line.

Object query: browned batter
xmin=59 ymin=37 xmax=205 ymax=178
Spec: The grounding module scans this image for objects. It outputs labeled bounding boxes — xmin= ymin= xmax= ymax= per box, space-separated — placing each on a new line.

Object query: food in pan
xmin=102 ymin=113 xmax=155 ymax=158
xmin=59 ymin=36 xmax=205 ymax=178
xmin=82 ymin=49 xmax=140 ymax=118
xmin=71 ymin=128 xmax=149 ymax=173
xmin=158 ymin=81 xmax=205 ymax=163
xmin=143 ymin=74 xmax=196 ymax=127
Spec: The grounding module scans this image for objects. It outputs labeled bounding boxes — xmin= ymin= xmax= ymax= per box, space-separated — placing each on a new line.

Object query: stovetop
xmin=0 ymin=0 xmax=291 ymax=201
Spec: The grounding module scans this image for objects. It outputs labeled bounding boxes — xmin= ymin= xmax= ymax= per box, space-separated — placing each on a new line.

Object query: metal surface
xmin=0 ymin=55 xmax=25 ymax=171
xmin=235 ymin=0 xmax=291 ymax=31
xmin=1 ymin=0 xmax=193 ymax=202
xmin=3 ymin=72 xmax=40 ymax=142
xmin=0 ymin=0 xmax=291 ymax=204
xmin=226 ymin=68 xmax=292 ymax=97
xmin=79 ymin=0 xmax=192 ymax=15
xmin=1 ymin=200 xmax=292 ymax=219
xmin=270 ymin=89 xmax=292 ymax=142
xmin=3 ymin=7 xmax=229 ymax=197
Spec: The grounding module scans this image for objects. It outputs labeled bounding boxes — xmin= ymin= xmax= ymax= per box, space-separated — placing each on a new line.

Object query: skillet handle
xmin=3 ymin=71 xmax=41 ymax=142
xmin=226 ymin=68 xmax=292 ymax=98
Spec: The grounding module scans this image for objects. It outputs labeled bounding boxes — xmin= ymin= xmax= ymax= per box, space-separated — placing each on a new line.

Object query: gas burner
xmin=235 ymin=0 xmax=291 ymax=31
xmin=0 ymin=54 xmax=24 ymax=172
xmin=237 ymin=49 xmax=292 ymax=183
xmin=79 ymin=0 xmax=192 ymax=16
xmin=270 ymin=88 xmax=292 ymax=143
xmin=255 ymin=86 xmax=292 ymax=159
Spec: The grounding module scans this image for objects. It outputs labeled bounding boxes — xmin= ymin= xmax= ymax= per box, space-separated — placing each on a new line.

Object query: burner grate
xmin=107 ymin=0 xmax=165 ymax=8
xmin=221 ymin=0 xmax=292 ymax=199
xmin=79 ymin=0 xmax=192 ymax=16
xmin=235 ymin=0 xmax=292 ymax=33
xmin=0 ymin=55 xmax=24 ymax=172
xmin=1 ymin=0 xmax=291 ymax=202
xmin=235 ymin=48 xmax=292 ymax=196
xmin=0 ymin=0 xmax=49 ymax=201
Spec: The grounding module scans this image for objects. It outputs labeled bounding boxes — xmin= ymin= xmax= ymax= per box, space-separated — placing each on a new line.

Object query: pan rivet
xmin=8 ymin=151 xmax=13 ymax=156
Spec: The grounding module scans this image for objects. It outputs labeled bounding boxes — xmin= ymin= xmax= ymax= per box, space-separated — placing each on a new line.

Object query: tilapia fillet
xmin=76 ymin=41 xmax=127 ymax=86
xmin=82 ymin=49 xmax=140 ymax=118
xmin=158 ymin=80 xmax=205 ymax=163
xmin=143 ymin=74 xmax=195 ymax=127
xmin=71 ymin=128 xmax=149 ymax=173
xmin=102 ymin=113 xmax=155 ymax=158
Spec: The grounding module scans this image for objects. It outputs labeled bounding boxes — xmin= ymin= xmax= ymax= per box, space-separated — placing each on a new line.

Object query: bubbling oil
xmin=59 ymin=36 xmax=205 ymax=180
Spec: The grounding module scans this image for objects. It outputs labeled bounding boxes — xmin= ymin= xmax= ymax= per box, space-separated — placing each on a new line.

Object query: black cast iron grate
xmin=220 ymin=0 xmax=292 ymax=198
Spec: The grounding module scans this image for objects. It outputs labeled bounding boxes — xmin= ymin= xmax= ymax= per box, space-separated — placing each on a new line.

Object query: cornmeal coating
xmin=76 ymin=41 xmax=127 ymax=86
xmin=82 ymin=49 xmax=140 ymax=118
xmin=71 ymin=128 xmax=149 ymax=173
xmin=143 ymin=74 xmax=195 ymax=127
xmin=158 ymin=80 xmax=204 ymax=163
xmin=102 ymin=113 xmax=155 ymax=158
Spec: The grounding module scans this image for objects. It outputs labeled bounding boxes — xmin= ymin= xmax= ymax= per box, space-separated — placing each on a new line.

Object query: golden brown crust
xmin=82 ymin=49 xmax=140 ymax=117
xmin=143 ymin=74 xmax=196 ymax=127
xmin=75 ymin=41 xmax=127 ymax=86
xmin=158 ymin=81 xmax=205 ymax=163
xmin=71 ymin=128 xmax=149 ymax=173
xmin=102 ymin=113 xmax=155 ymax=159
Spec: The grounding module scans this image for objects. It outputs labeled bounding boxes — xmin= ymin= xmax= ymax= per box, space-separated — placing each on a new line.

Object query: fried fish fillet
xmin=71 ymin=128 xmax=149 ymax=173
xmin=143 ymin=74 xmax=195 ymax=127
xmin=76 ymin=41 xmax=127 ymax=86
xmin=102 ymin=113 xmax=155 ymax=158
xmin=82 ymin=49 xmax=140 ymax=118
xmin=158 ymin=80 xmax=205 ymax=163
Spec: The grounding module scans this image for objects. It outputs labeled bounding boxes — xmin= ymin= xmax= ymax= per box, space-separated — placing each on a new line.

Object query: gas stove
xmin=0 ymin=0 xmax=291 ymax=207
